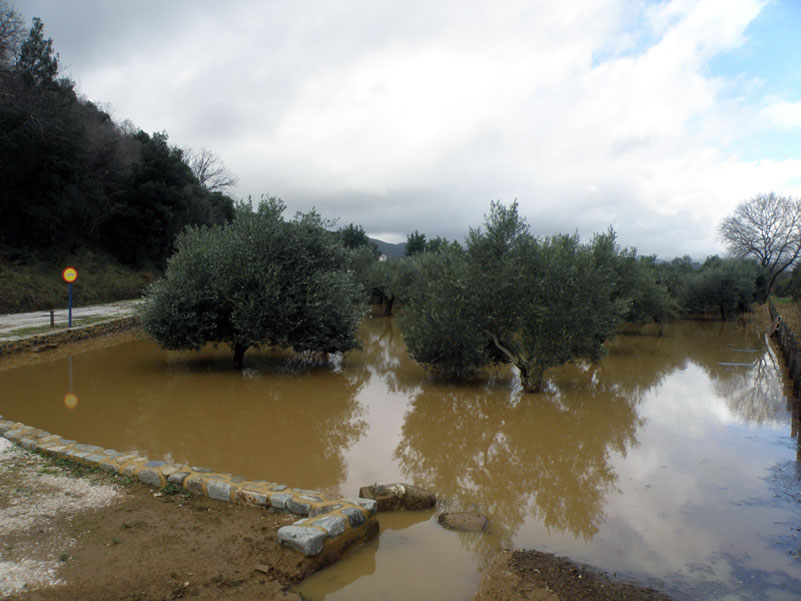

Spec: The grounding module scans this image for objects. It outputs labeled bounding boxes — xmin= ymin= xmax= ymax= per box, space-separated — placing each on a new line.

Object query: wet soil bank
xmin=474 ymin=550 xmax=674 ymax=601
xmin=2 ymin=441 xmax=677 ymax=601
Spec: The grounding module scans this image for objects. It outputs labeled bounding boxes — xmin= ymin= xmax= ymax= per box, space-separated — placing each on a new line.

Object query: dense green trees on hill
xmin=0 ymin=8 xmax=234 ymax=267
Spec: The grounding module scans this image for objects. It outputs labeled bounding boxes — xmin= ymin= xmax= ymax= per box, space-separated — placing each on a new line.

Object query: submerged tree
xmin=615 ymin=252 xmax=677 ymax=334
xmin=401 ymin=201 xmax=628 ymax=392
xmin=140 ymin=198 xmax=366 ymax=367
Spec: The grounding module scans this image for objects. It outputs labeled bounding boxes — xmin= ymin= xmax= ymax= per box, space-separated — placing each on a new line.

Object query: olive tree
xmin=401 ymin=202 xmax=628 ymax=392
xmin=683 ymin=256 xmax=767 ymax=320
xmin=140 ymin=198 xmax=366 ymax=367
xmin=719 ymin=192 xmax=801 ymax=293
xmin=615 ymin=252 xmax=677 ymax=335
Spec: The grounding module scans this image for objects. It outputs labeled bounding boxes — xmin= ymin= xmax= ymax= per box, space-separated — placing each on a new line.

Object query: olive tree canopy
xmin=401 ymin=201 xmax=628 ymax=392
xmin=140 ymin=198 xmax=366 ymax=367
xmin=719 ymin=193 xmax=801 ymax=293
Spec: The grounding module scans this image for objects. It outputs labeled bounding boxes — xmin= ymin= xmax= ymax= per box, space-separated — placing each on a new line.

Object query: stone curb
xmin=0 ymin=316 xmax=141 ymax=355
xmin=0 ymin=416 xmax=378 ymax=558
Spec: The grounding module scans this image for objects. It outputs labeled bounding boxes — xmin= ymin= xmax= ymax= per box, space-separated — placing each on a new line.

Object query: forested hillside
xmin=0 ymin=6 xmax=236 ymax=311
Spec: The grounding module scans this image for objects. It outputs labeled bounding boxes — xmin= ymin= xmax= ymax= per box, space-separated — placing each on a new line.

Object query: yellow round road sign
xmin=62 ymin=267 xmax=77 ymax=283
xmin=64 ymin=393 xmax=78 ymax=410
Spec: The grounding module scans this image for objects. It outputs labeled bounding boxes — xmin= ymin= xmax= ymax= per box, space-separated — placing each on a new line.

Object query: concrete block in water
xmin=341 ymin=506 xmax=366 ymax=527
xmin=138 ymin=468 xmax=162 ymax=487
xmin=206 ymin=479 xmax=232 ymax=502
xmin=168 ymin=472 xmax=190 ymax=486
xmin=310 ymin=504 xmax=343 ymax=517
xmin=278 ymin=526 xmax=326 ymax=556
xmin=312 ymin=515 xmax=347 ymax=538
xmin=270 ymin=493 xmax=293 ymax=509
xmin=74 ymin=444 xmax=103 ymax=453
xmin=343 ymin=497 xmax=378 ymax=516
xmin=185 ymin=476 xmax=204 ymax=495
xmin=237 ymin=488 xmax=268 ymax=507
xmin=84 ymin=453 xmax=107 ymax=466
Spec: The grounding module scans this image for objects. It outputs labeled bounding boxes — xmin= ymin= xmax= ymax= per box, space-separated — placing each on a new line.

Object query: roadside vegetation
xmin=0 ymin=249 xmax=150 ymax=313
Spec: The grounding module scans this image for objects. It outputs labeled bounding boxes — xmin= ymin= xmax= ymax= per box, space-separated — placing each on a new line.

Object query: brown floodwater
xmin=1 ymin=318 xmax=801 ymax=600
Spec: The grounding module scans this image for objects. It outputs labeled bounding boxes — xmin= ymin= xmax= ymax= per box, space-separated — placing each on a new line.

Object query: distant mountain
xmin=370 ymin=238 xmax=406 ymax=260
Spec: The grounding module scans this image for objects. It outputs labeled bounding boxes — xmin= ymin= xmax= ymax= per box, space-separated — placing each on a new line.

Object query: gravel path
xmin=0 ymin=300 xmax=140 ymax=340
xmin=0 ymin=438 xmax=120 ymax=596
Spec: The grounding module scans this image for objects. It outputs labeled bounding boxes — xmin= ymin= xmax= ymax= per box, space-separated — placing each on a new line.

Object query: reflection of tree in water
xmin=604 ymin=320 xmax=789 ymax=426
xmin=87 ymin=343 xmax=370 ymax=492
xmin=351 ymin=316 xmax=427 ymax=395
xmin=390 ymin=319 xmax=786 ymax=552
xmin=661 ymin=321 xmax=790 ymax=425
xmin=394 ymin=374 xmax=642 ymax=548
xmin=709 ymin=343 xmax=789 ymax=425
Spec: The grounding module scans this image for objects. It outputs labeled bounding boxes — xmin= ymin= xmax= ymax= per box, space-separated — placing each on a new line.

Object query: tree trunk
xmin=653 ymin=317 xmax=664 ymax=336
xmin=233 ymin=343 xmax=249 ymax=370
xmin=384 ymin=295 xmax=396 ymax=317
xmin=483 ymin=328 xmax=545 ymax=392
xmin=518 ymin=363 xmax=545 ymax=393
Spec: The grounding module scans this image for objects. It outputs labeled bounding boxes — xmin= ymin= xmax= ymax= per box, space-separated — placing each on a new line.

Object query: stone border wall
xmin=0 ymin=417 xmax=378 ymax=558
xmin=769 ymin=301 xmax=801 ymax=398
xmin=0 ymin=316 xmax=142 ymax=355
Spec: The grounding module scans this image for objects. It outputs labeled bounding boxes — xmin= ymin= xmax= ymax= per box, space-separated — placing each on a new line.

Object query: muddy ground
xmin=0 ymin=439 xmax=312 ymax=601
xmin=475 ymin=549 xmax=674 ymax=601
xmin=0 ymin=439 xmax=676 ymax=601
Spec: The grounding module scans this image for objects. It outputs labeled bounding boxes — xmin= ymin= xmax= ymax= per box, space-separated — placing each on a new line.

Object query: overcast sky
xmin=15 ymin=0 xmax=801 ymax=258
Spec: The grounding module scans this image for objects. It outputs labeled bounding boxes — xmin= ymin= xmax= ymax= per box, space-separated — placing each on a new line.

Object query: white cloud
xmin=762 ymin=100 xmax=801 ymax=128
xmin=20 ymin=0 xmax=801 ymax=258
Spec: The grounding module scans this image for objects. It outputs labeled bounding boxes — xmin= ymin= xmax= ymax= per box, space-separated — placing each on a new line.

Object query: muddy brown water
xmin=1 ymin=318 xmax=801 ymax=600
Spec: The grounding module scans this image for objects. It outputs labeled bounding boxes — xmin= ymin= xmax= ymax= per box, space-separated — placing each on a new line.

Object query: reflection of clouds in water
xmin=642 ymin=342 xmax=791 ymax=433
xmin=639 ymin=364 xmax=740 ymax=433
xmin=588 ymin=353 xmax=801 ymax=599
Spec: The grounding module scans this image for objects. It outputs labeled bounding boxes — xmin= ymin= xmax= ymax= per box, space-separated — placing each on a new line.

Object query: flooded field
xmin=1 ymin=318 xmax=800 ymax=600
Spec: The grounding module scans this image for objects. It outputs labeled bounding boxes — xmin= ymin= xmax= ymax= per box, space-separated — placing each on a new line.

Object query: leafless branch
xmin=719 ymin=192 xmax=801 ymax=292
xmin=184 ymin=146 xmax=238 ymax=192
xmin=0 ymin=1 xmax=24 ymax=69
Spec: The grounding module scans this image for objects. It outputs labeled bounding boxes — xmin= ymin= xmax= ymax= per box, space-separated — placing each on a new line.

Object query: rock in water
xmin=358 ymin=482 xmax=436 ymax=511
xmin=437 ymin=511 xmax=488 ymax=532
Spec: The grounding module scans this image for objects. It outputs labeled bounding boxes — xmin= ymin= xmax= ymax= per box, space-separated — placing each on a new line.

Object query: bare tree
xmin=184 ymin=147 xmax=238 ymax=192
xmin=719 ymin=192 xmax=801 ymax=293
xmin=0 ymin=1 xmax=24 ymax=69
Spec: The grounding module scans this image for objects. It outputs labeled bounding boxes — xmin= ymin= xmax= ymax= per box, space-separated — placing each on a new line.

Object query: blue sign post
xmin=62 ymin=267 xmax=77 ymax=327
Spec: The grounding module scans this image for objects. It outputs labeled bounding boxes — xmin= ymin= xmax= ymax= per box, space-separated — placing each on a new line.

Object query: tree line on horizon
xmin=0 ymin=5 xmax=236 ymax=267
xmin=142 ymin=197 xmax=777 ymax=393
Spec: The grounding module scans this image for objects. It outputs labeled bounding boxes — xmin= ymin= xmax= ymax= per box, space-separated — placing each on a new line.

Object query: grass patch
xmin=774 ymin=299 xmax=801 ymax=334
xmin=6 ymin=315 xmax=114 ymax=337
xmin=31 ymin=449 xmax=136 ymax=486
xmin=160 ymin=482 xmax=187 ymax=496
